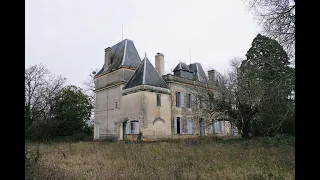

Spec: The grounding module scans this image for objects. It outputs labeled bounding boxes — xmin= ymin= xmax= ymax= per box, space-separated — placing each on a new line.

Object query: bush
xmin=25 ymin=143 xmax=40 ymax=180
xmin=137 ymin=132 xmax=143 ymax=143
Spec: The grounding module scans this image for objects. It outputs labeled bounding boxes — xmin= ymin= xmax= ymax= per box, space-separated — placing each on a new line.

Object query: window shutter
xmin=190 ymin=94 xmax=193 ymax=108
xmin=181 ymin=92 xmax=184 ymax=107
xmin=135 ymin=122 xmax=139 ymax=134
xmin=125 ymin=122 xmax=130 ymax=134
xmin=183 ymin=118 xmax=188 ymax=133
xmin=186 ymin=94 xmax=190 ymax=108
xmin=188 ymin=120 xmax=193 ymax=134
xmin=214 ymin=121 xmax=218 ymax=133
xmin=174 ymin=117 xmax=177 ymax=135
xmin=222 ymin=121 xmax=225 ymax=133
xmin=176 ymin=92 xmax=180 ymax=107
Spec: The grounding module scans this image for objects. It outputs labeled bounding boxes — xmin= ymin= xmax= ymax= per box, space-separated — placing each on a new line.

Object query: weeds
xmin=27 ymin=135 xmax=295 ymax=180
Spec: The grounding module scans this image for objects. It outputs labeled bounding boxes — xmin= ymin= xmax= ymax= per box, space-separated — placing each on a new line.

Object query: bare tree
xmin=25 ymin=64 xmax=66 ymax=131
xmin=82 ymin=69 xmax=98 ymax=126
xmin=83 ymin=70 xmax=97 ymax=105
xmin=183 ymin=71 xmax=231 ymax=135
xmin=245 ymin=0 xmax=295 ymax=58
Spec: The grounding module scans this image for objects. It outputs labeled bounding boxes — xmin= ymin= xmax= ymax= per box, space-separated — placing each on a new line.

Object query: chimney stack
xmin=208 ymin=69 xmax=216 ymax=85
xmin=104 ymin=47 xmax=111 ymax=70
xmin=155 ymin=53 xmax=164 ymax=75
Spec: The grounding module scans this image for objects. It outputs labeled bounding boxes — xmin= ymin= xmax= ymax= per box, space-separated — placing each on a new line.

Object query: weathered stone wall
xmin=94 ymin=84 xmax=124 ymax=140
xmin=142 ymin=91 xmax=172 ymax=141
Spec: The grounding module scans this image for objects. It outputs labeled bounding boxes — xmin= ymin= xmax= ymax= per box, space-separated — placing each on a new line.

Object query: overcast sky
xmin=26 ymin=0 xmax=260 ymax=88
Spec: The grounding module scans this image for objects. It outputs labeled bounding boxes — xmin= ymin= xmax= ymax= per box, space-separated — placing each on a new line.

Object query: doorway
xmin=177 ymin=117 xmax=181 ymax=134
xmin=122 ymin=121 xmax=127 ymax=140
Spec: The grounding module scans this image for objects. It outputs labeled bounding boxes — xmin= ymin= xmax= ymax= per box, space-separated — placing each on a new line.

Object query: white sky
xmin=25 ymin=0 xmax=260 ymax=88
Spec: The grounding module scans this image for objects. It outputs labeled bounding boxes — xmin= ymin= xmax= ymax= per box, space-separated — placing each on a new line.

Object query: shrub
xmin=25 ymin=143 xmax=40 ymax=180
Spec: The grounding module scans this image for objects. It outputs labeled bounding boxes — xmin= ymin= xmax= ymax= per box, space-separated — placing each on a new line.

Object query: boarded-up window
xmin=157 ymin=94 xmax=161 ymax=106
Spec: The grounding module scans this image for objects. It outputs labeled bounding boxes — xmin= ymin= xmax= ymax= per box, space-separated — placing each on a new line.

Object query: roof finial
xmin=145 ymin=52 xmax=147 ymax=57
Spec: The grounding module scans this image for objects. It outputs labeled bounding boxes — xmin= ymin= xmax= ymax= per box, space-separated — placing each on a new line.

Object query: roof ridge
xmin=143 ymin=55 xmax=147 ymax=84
xmin=121 ymin=39 xmax=128 ymax=65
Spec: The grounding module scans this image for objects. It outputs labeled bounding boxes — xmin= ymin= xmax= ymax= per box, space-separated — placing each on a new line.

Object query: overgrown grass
xmin=27 ymin=136 xmax=295 ymax=180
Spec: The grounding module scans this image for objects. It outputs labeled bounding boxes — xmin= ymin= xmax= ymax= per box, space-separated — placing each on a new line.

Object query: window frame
xmin=176 ymin=92 xmax=181 ymax=107
xmin=130 ymin=121 xmax=139 ymax=135
xmin=157 ymin=94 xmax=161 ymax=106
xmin=186 ymin=93 xmax=191 ymax=108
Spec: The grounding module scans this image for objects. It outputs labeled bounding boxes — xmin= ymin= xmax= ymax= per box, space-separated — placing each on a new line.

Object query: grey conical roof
xmin=95 ymin=39 xmax=141 ymax=76
xmin=124 ymin=56 xmax=169 ymax=89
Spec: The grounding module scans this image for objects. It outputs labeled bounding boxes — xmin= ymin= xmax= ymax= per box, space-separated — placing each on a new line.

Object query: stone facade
xmin=93 ymin=39 xmax=238 ymax=141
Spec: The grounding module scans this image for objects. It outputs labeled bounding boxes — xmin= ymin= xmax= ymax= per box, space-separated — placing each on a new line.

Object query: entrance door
xmin=122 ymin=121 xmax=127 ymax=140
xmin=199 ymin=119 xmax=205 ymax=137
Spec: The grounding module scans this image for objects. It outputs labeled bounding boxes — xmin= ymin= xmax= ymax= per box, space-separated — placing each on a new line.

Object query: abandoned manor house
xmin=93 ymin=39 xmax=238 ymax=141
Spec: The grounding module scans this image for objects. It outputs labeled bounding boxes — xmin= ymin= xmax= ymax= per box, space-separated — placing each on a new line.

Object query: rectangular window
xmin=157 ymin=94 xmax=161 ymax=106
xmin=176 ymin=92 xmax=181 ymax=107
xmin=130 ymin=121 xmax=139 ymax=134
xmin=186 ymin=94 xmax=191 ymax=108
xmin=173 ymin=117 xmax=183 ymax=135
xmin=176 ymin=117 xmax=181 ymax=134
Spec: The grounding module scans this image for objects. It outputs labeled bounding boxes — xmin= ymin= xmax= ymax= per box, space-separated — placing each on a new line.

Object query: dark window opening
xmin=177 ymin=117 xmax=181 ymax=134
xmin=115 ymin=102 xmax=118 ymax=109
xmin=157 ymin=94 xmax=161 ymax=106
xmin=176 ymin=92 xmax=181 ymax=107
xmin=199 ymin=97 xmax=203 ymax=109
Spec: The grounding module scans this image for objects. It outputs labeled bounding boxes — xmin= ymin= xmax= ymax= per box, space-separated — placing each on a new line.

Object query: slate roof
xmin=95 ymin=39 xmax=141 ymax=77
xmin=189 ymin=62 xmax=208 ymax=83
xmin=124 ymin=55 xmax=169 ymax=89
xmin=173 ymin=62 xmax=192 ymax=72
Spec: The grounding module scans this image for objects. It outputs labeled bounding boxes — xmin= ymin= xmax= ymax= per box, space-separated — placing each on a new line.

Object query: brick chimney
xmin=208 ymin=69 xmax=216 ymax=85
xmin=155 ymin=53 xmax=164 ymax=75
xmin=104 ymin=47 xmax=111 ymax=70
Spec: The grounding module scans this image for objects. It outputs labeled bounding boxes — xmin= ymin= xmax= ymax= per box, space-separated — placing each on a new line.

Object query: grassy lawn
xmin=26 ymin=136 xmax=295 ymax=180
